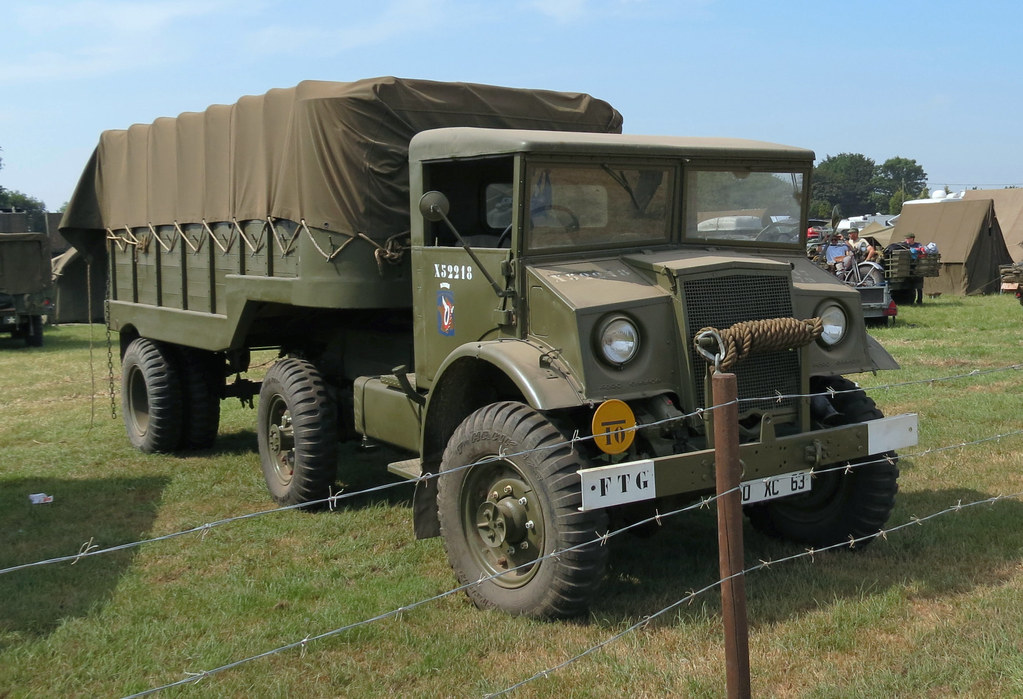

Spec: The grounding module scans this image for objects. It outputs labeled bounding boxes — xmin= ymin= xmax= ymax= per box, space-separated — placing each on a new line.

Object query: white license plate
xmin=741 ymin=470 xmax=811 ymax=504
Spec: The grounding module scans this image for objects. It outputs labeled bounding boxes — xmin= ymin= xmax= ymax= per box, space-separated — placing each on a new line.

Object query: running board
xmin=388 ymin=458 xmax=422 ymax=480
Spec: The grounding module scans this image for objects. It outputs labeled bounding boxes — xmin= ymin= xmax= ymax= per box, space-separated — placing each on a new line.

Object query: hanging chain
xmin=104 ymin=251 xmax=116 ymax=419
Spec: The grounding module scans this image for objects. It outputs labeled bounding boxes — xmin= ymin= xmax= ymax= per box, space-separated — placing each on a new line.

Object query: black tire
xmin=257 ymin=358 xmax=338 ymax=506
xmin=437 ymin=401 xmax=609 ymax=618
xmin=746 ymin=376 xmax=898 ymax=548
xmin=25 ymin=315 xmax=43 ymax=347
xmin=121 ymin=338 xmax=184 ymax=453
xmin=174 ymin=347 xmax=222 ymax=450
xmin=891 ymin=288 xmax=914 ymax=306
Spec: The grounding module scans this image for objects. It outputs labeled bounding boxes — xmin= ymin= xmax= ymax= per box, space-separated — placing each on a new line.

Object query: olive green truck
xmin=0 ymin=231 xmax=52 ymax=347
xmin=62 ymin=78 xmax=917 ymax=618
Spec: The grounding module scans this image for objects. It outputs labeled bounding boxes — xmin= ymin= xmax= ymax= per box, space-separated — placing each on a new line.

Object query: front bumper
xmin=578 ymin=412 xmax=918 ymax=510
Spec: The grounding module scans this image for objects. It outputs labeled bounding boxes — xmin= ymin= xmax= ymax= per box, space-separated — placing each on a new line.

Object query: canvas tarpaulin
xmin=858 ymin=221 xmax=896 ymax=247
xmin=893 ymin=199 xmax=1011 ymax=295
xmin=963 ymin=188 xmax=1023 ymax=262
xmin=60 ymin=77 xmax=623 ymax=252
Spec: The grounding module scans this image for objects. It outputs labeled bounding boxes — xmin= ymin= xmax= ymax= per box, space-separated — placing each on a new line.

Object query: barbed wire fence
xmin=3 ymin=362 xmax=1023 ymax=696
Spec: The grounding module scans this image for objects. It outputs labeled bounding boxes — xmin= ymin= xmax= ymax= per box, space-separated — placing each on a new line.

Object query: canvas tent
xmin=894 ymin=199 xmax=1011 ymax=295
xmin=858 ymin=221 xmax=896 ymax=247
xmin=963 ymin=189 xmax=1023 ymax=263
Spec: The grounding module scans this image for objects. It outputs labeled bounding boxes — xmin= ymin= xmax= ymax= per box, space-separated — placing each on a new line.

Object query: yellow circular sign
xmin=591 ymin=399 xmax=637 ymax=455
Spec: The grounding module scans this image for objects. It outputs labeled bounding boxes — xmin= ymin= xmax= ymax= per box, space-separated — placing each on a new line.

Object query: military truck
xmin=883 ymin=243 xmax=940 ymax=304
xmin=1000 ymin=262 xmax=1023 ymax=305
xmin=0 ymin=231 xmax=52 ymax=347
xmin=62 ymin=78 xmax=917 ymax=618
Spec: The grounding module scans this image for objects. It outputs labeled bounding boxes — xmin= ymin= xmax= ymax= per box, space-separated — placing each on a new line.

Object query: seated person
xmin=845 ymin=229 xmax=876 ymax=262
xmin=824 ymin=235 xmax=850 ymax=270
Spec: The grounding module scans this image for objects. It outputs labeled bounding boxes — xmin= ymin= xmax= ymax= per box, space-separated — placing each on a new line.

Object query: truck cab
xmin=354 ymin=128 xmax=915 ymax=617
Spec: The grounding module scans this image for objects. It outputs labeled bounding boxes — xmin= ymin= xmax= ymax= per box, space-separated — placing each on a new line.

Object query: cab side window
xmin=423 ymin=157 xmax=514 ymax=247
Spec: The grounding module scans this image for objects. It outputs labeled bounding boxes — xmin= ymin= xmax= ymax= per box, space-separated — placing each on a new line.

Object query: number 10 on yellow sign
xmin=591 ymin=399 xmax=637 ymax=455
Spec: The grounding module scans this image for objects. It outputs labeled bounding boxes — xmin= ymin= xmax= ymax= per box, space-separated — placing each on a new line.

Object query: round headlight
xmin=597 ymin=316 xmax=640 ymax=366
xmin=818 ymin=303 xmax=848 ymax=346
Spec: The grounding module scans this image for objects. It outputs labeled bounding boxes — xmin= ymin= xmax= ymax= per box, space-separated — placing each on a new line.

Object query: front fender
xmin=413 ymin=338 xmax=587 ymax=540
xmin=432 ymin=338 xmax=586 ymax=412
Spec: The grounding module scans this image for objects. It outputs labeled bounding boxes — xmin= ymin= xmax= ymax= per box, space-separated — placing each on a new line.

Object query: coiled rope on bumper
xmin=694 ymin=317 xmax=823 ymax=371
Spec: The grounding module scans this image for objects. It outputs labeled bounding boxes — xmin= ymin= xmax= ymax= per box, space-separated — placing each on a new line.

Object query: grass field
xmin=1 ymin=295 xmax=1022 ymax=697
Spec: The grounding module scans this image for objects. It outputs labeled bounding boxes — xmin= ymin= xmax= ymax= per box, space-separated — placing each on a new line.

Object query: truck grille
xmin=682 ymin=273 xmax=799 ymax=412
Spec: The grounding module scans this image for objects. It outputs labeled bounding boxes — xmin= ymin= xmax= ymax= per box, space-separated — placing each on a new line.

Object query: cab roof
xmin=410 ymin=127 xmax=815 ymax=164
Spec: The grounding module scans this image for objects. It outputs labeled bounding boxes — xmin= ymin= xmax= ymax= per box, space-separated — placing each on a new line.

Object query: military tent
xmin=859 ymin=221 xmax=896 ymax=247
xmin=963 ymin=189 xmax=1023 ymax=262
xmin=894 ymin=199 xmax=1011 ymax=295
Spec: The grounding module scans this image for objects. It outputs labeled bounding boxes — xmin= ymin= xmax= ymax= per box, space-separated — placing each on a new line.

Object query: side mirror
xmin=419 ymin=191 xmax=450 ymax=222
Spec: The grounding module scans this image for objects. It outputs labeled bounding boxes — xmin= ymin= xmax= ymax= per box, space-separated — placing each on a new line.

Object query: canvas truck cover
xmin=0 ymin=232 xmax=51 ymax=296
xmin=59 ymin=77 xmax=623 ymax=253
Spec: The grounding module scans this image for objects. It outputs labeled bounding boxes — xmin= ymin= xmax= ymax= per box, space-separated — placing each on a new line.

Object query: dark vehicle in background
xmin=1000 ymin=262 xmax=1023 ymax=305
xmin=0 ymin=232 xmax=52 ymax=346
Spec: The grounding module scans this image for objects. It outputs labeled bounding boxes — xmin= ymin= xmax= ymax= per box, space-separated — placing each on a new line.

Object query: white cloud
xmin=15 ymin=0 xmax=220 ymax=35
xmin=246 ymin=0 xmax=449 ymax=55
xmin=0 ymin=1 xmax=240 ymax=85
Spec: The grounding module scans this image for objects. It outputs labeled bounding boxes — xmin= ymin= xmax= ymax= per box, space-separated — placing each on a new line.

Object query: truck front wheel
xmin=122 ymin=338 xmax=183 ymax=453
xmin=746 ymin=376 xmax=899 ymax=547
xmin=437 ymin=401 xmax=608 ymax=618
xmin=257 ymin=358 xmax=338 ymax=506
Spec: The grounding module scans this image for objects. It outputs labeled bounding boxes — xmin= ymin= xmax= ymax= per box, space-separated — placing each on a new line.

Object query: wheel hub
xmin=266 ymin=404 xmax=294 ymax=479
xmin=475 ymin=496 xmax=528 ymax=547
xmin=268 ymin=423 xmax=282 ymax=454
xmin=462 ymin=473 xmax=543 ymax=587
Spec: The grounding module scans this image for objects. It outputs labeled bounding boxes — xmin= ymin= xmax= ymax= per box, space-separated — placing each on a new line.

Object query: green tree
xmin=0 ymin=146 xmax=48 ymax=229
xmin=873 ymin=157 xmax=927 ymax=212
xmin=811 ymin=153 xmax=877 ymax=218
xmin=889 ymin=189 xmax=910 ymax=213
xmin=1 ymin=189 xmax=46 ymax=212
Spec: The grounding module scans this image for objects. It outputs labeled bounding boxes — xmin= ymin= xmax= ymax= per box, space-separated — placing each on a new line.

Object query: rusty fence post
xmin=713 ymin=370 xmax=751 ymax=699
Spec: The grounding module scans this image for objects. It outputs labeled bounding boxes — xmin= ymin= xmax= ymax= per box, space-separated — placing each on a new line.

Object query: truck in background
xmin=0 ymin=231 xmax=52 ymax=346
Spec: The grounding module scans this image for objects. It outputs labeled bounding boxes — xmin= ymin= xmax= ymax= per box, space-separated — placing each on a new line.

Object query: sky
xmin=1 ymin=0 xmax=1021 ymax=211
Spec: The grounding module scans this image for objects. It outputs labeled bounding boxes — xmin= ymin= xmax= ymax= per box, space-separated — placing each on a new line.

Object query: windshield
xmin=684 ymin=169 xmax=805 ymax=247
xmin=525 ymin=162 xmax=673 ymax=251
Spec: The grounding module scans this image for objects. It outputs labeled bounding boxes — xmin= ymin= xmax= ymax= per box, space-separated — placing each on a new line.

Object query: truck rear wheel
xmin=175 ymin=347 xmax=222 ymax=450
xmin=121 ymin=338 xmax=183 ymax=453
xmin=25 ymin=315 xmax=43 ymax=347
xmin=257 ymin=358 xmax=338 ymax=506
xmin=746 ymin=376 xmax=899 ymax=547
xmin=437 ymin=401 xmax=608 ymax=618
